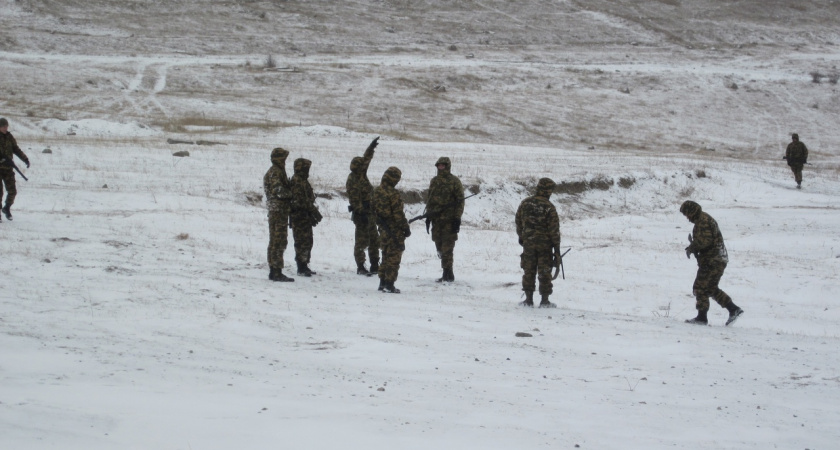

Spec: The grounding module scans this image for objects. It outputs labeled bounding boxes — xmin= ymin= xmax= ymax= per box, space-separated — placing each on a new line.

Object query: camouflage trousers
xmin=353 ymin=215 xmax=380 ymax=267
xmin=788 ymin=163 xmax=804 ymax=184
xmin=378 ymin=237 xmax=405 ymax=283
xmin=692 ymin=260 xmax=733 ymax=312
xmin=267 ymin=208 xmax=290 ymax=269
xmin=520 ymin=243 xmax=553 ymax=296
xmin=431 ymin=219 xmax=458 ymax=270
xmin=291 ymin=221 xmax=314 ymax=265
xmin=0 ymin=169 xmax=18 ymax=207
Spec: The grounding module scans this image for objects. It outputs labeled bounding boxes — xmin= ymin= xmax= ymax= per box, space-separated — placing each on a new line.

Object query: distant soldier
xmin=373 ymin=166 xmax=410 ymax=293
xmin=346 ymin=137 xmax=381 ymax=275
xmin=680 ymin=200 xmax=743 ymax=326
xmin=290 ymin=158 xmax=323 ymax=277
xmin=515 ymin=178 xmax=561 ymax=308
xmin=0 ymin=118 xmax=31 ymax=222
xmin=263 ymin=147 xmax=294 ymax=282
xmin=782 ymin=133 xmax=809 ymax=189
xmin=424 ymin=157 xmax=464 ymax=282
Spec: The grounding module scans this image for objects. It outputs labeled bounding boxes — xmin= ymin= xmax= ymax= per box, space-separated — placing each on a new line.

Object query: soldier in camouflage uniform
xmin=515 ymin=178 xmax=561 ymax=308
xmin=783 ymin=133 xmax=809 ymax=189
xmin=263 ymin=147 xmax=294 ymax=282
xmin=424 ymin=157 xmax=464 ymax=283
xmin=0 ymin=118 xmax=31 ymax=222
xmin=680 ymin=200 xmax=744 ymax=326
xmin=290 ymin=158 xmax=323 ymax=277
xmin=346 ymin=137 xmax=381 ymax=275
xmin=373 ymin=166 xmax=411 ymax=293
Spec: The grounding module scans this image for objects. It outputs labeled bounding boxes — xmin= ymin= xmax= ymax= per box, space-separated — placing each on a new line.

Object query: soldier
xmin=346 ymin=137 xmax=381 ymax=275
xmin=290 ymin=158 xmax=323 ymax=277
xmin=263 ymin=147 xmax=294 ymax=282
xmin=424 ymin=157 xmax=464 ymax=282
xmin=0 ymin=118 xmax=31 ymax=222
xmin=373 ymin=166 xmax=411 ymax=293
xmin=783 ymin=133 xmax=809 ymax=189
xmin=515 ymin=177 xmax=561 ymax=308
xmin=680 ymin=200 xmax=744 ymax=326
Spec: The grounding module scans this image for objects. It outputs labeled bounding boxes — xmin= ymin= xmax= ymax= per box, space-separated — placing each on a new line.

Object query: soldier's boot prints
xmin=356 ymin=264 xmax=371 ymax=276
xmin=519 ymin=291 xmax=535 ymax=307
xmin=2 ymin=205 xmax=11 ymax=221
xmin=538 ymin=294 xmax=556 ymax=308
xmin=725 ymin=303 xmax=744 ymax=326
xmin=685 ymin=309 xmax=709 ymax=325
xmin=369 ymin=259 xmax=379 ymax=274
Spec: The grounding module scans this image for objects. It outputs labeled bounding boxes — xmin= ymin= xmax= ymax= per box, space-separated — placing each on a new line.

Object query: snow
xmin=1 ymin=123 xmax=839 ymax=450
xmin=2 ymin=1 xmax=840 ymax=448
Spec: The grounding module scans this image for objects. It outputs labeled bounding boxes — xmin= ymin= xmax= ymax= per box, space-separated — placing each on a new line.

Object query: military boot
xmin=2 ymin=205 xmax=11 ymax=221
xmin=436 ymin=269 xmax=447 ymax=283
xmin=725 ymin=303 xmax=744 ymax=326
xmin=538 ymin=294 xmax=556 ymax=308
xmin=377 ymin=278 xmax=386 ymax=292
xmin=356 ymin=264 xmax=370 ymax=276
xmin=383 ymin=281 xmax=401 ymax=294
xmin=270 ymin=269 xmax=295 ymax=282
xmin=685 ymin=309 xmax=708 ymax=325
xmin=297 ymin=262 xmax=313 ymax=277
xmin=369 ymin=259 xmax=379 ymax=274
xmin=445 ymin=268 xmax=455 ymax=282
xmin=519 ymin=291 xmax=534 ymax=307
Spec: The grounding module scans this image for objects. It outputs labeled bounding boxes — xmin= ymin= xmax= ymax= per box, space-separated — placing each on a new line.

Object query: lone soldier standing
xmin=424 ymin=157 xmax=464 ymax=283
xmin=680 ymin=200 xmax=744 ymax=326
xmin=290 ymin=158 xmax=322 ymax=277
xmin=783 ymin=133 xmax=809 ymax=189
xmin=515 ymin=178 xmax=561 ymax=308
xmin=346 ymin=137 xmax=381 ymax=275
xmin=373 ymin=166 xmax=411 ymax=293
xmin=263 ymin=147 xmax=294 ymax=282
xmin=0 ymin=118 xmax=31 ymax=221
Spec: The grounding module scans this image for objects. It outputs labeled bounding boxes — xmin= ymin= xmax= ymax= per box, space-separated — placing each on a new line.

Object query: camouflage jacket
xmin=516 ymin=194 xmax=560 ymax=247
xmin=785 ymin=141 xmax=808 ymax=165
xmin=345 ymin=144 xmax=375 ymax=216
xmin=263 ymin=164 xmax=292 ymax=212
xmin=687 ymin=212 xmax=728 ymax=265
xmin=0 ymin=132 xmax=29 ymax=171
xmin=290 ymin=159 xmax=321 ymax=224
xmin=373 ymin=168 xmax=409 ymax=242
xmin=426 ymin=167 xmax=464 ymax=222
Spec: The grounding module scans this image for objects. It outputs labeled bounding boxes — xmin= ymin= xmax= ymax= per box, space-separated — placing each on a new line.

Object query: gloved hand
xmin=367 ymin=136 xmax=379 ymax=152
xmin=452 ymin=218 xmax=461 ymax=234
xmin=781 ymin=155 xmax=787 ymax=160
xmin=685 ymin=246 xmax=692 ymax=259
xmin=25 ymin=160 xmax=30 ymax=168
xmin=404 ymin=226 xmax=412 ymax=238
xmin=518 ymin=238 xmax=523 ymax=245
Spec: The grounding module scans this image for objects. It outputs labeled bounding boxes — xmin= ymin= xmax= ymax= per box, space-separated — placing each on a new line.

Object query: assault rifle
xmin=686 ymin=233 xmax=698 ymax=259
xmin=409 ymin=192 xmax=477 ymax=233
xmin=552 ymin=246 xmax=572 ymax=280
xmin=0 ymin=157 xmax=28 ymax=181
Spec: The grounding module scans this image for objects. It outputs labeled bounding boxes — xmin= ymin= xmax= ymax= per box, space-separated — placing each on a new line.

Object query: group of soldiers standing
xmin=262 ymin=133 xmax=812 ymax=318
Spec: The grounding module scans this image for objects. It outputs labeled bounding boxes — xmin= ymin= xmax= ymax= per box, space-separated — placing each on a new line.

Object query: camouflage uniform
xmin=263 ymin=148 xmax=294 ymax=281
xmin=516 ymin=178 xmax=561 ymax=306
xmin=346 ymin=139 xmax=380 ymax=273
xmin=681 ymin=200 xmax=743 ymax=325
xmin=0 ymin=121 xmax=31 ymax=221
xmin=290 ymin=158 xmax=322 ymax=275
xmin=784 ymin=134 xmax=809 ymax=187
xmin=425 ymin=157 xmax=464 ymax=282
xmin=373 ymin=166 xmax=410 ymax=293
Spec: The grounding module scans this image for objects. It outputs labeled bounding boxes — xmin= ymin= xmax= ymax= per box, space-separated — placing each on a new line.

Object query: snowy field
xmin=2 ymin=1 xmax=840 ymax=449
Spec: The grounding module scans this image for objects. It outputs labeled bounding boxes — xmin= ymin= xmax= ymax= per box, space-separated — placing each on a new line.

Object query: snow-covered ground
xmin=2 ymin=1 xmax=840 ymax=449
xmin=1 ymin=123 xmax=838 ymax=449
